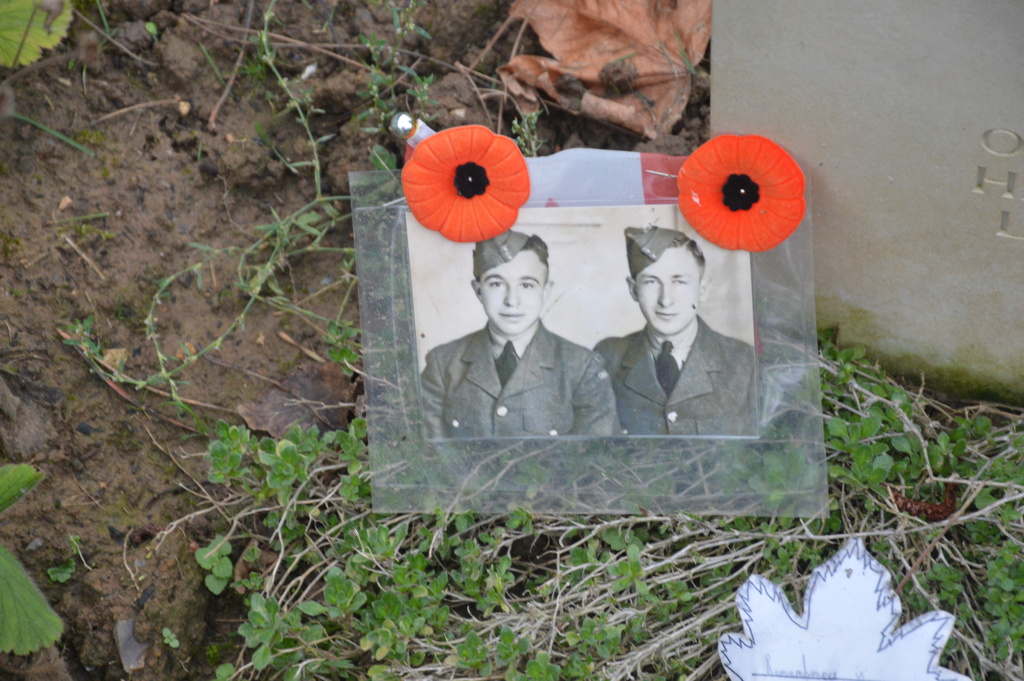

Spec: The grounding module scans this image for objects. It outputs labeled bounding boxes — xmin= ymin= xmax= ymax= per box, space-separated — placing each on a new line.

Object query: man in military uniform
xmin=420 ymin=231 xmax=617 ymax=439
xmin=595 ymin=226 xmax=757 ymax=436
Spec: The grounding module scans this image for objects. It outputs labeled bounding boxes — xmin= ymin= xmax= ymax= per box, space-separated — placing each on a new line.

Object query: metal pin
xmin=389 ymin=112 xmax=417 ymax=140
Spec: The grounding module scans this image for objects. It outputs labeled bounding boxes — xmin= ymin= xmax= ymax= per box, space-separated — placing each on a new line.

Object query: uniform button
xmin=549 ymin=430 xmax=558 ymax=436
xmin=622 ymin=429 xmax=629 ymax=435
xmin=667 ymin=411 xmax=679 ymax=423
xmin=495 ymin=405 xmax=508 ymax=417
xmin=451 ymin=420 xmax=459 ymax=428
xmin=598 ymin=370 xmax=609 ymax=379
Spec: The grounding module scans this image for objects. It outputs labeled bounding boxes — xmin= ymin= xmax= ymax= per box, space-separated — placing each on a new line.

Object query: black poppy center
xmin=454 ymin=162 xmax=490 ymax=199
xmin=721 ymin=173 xmax=760 ymax=211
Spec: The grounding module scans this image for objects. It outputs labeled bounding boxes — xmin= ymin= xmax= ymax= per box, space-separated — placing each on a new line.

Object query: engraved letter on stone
xmin=974 ymin=167 xmax=1018 ymax=199
xmin=981 ymin=129 xmax=1024 ymax=157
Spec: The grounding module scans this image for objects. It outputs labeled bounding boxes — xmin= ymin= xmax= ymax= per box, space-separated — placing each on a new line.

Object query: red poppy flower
xmin=402 ymin=125 xmax=531 ymax=243
xmin=676 ymin=135 xmax=806 ymax=252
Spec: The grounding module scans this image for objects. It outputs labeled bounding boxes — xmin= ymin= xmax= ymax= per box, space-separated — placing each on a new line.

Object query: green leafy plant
xmin=46 ymin=558 xmax=74 ymax=584
xmin=983 ymin=544 xmax=1024 ymax=660
xmin=162 ymin=627 xmax=180 ymax=649
xmin=0 ymin=0 xmax=71 ymax=68
xmin=511 ymin=111 xmax=545 ymax=157
xmin=0 ymin=464 xmax=64 ymax=655
xmin=195 ymin=535 xmax=234 ymax=596
xmin=59 ymin=2 xmax=355 ymax=417
xmin=355 ymin=0 xmax=436 ymax=134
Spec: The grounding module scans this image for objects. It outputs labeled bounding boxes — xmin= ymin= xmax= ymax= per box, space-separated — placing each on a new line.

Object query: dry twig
xmin=208 ymin=0 xmax=257 ymax=132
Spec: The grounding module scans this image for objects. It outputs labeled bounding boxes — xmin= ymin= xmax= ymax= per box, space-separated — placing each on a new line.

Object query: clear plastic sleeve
xmin=351 ymin=150 xmax=826 ymax=516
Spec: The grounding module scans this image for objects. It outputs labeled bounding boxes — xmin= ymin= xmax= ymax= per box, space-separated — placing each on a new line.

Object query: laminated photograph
xmin=351 ymin=124 xmax=827 ymax=516
xmin=408 ymin=206 xmax=757 ymax=439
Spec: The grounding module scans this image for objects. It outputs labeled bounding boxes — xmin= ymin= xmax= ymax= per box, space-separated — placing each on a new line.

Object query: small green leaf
xmin=162 ymin=627 xmax=180 ymax=648
xmin=826 ymin=417 xmax=848 ymax=440
xmin=205 ymin=574 xmax=229 ymax=595
xmin=873 ymin=453 xmax=894 ymax=474
xmin=211 ymin=556 xmax=233 ymax=579
xmin=252 ymin=644 xmax=272 ymax=671
xmin=370 ymin=144 xmax=397 ymax=171
xmin=891 ymin=436 xmax=914 ymax=454
xmin=297 ymin=600 xmax=328 ymax=616
xmin=195 ymin=536 xmax=232 ymax=570
xmin=601 ymin=528 xmax=632 ymax=551
xmin=46 ymin=558 xmax=74 ymax=584
xmin=860 ymin=415 xmax=882 ymax=439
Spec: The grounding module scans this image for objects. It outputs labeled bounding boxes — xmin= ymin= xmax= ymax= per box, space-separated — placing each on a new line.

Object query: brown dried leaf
xmin=497 ymin=69 xmax=541 ymax=114
xmin=236 ymin=363 xmax=355 ymax=438
xmin=498 ymin=0 xmax=711 ymax=138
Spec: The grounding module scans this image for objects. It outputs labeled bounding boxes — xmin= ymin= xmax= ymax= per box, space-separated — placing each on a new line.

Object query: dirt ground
xmin=0 ymin=1 xmax=710 ymax=679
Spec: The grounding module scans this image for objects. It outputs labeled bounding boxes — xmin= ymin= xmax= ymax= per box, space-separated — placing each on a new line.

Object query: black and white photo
xmin=595 ymin=226 xmax=756 ymax=436
xmin=417 ymin=230 xmax=618 ymax=439
xmin=408 ymin=204 xmax=757 ymax=439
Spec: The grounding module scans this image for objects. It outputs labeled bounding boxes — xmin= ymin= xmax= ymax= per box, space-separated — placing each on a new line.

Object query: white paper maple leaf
xmin=719 ymin=538 xmax=972 ymax=681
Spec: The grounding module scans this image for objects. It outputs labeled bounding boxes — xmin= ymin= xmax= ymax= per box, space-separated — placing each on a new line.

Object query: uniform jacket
xmin=594 ymin=320 xmax=757 ymax=436
xmin=420 ymin=324 xmax=618 ymax=439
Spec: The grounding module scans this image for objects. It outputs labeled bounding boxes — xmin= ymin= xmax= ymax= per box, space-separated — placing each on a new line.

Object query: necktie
xmin=655 ymin=341 xmax=680 ymax=394
xmin=495 ymin=341 xmax=518 ymax=387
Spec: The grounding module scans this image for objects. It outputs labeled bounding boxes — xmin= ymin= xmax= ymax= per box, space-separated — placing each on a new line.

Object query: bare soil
xmin=0 ymin=1 xmax=709 ymax=678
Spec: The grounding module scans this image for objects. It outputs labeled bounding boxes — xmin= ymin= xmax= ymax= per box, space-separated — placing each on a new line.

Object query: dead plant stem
xmin=61 ymin=234 xmax=106 ymax=279
xmin=72 ymin=9 xmax=158 ymax=67
xmin=207 ymin=0 xmax=257 ymax=132
xmin=185 ymin=15 xmax=368 ymax=72
xmin=469 ymin=14 xmax=515 ymax=72
xmin=93 ymin=97 xmax=181 ymax=125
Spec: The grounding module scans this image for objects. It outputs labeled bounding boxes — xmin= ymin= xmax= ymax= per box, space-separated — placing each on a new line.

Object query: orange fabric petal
xmin=408 ymin=141 xmax=452 ymax=175
xmin=403 ymin=153 xmax=458 ymax=232
xmin=437 ymin=196 xmax=519 ymax=243
xmin=465 ymin=125 xmax=498 ymax=162
xmin=403 ymin=165 xmax=452 ymax=201
xmin=677 ymin=134 xmax=806 ymax=251
xmin=402 ymin=125 xmax=530 ymax=243
xmin=411 ymin=190 xmax=457 ymax=233
xmin=442 ymin=199 xmax=473 ymax=242
xmin=472 ymin=197 xmax=519 ymax=241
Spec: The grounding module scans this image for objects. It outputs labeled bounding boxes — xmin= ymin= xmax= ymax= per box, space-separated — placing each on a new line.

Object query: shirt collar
xmin=646 ymin=319 xmax=700 ymax=365
xmin=488 ymin=323 xmax=539 ymax=359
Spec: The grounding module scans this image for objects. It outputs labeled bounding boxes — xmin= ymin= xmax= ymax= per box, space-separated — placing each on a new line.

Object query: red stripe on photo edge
xmin=640 ymin=152 xmax=687 ymax=204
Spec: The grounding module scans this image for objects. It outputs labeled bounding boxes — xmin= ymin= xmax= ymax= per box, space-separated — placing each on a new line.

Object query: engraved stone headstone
xmin=712 ymin=0 xmax=1024 ymax=401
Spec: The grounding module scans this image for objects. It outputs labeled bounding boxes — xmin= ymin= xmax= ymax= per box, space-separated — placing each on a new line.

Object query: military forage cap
xmin=625 ymin=226 xmax=703 ymax=278
xmin=473 ymin=230 xmax=548 ymax=279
